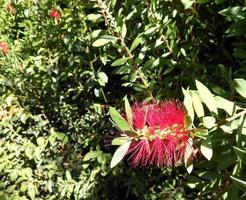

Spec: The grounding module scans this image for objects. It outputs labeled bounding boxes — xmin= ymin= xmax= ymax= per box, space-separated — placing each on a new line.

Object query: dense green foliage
xmin=0 ymin=0 xmax=246 ymax=199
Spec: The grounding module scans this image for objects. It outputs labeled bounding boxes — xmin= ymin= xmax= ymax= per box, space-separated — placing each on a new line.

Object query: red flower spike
xmin=128 ymin=139 xmax=151 ymax=167
xmin=0 ymin=42 xmax=10 ymax=54
xmin=132 ymin=103 xmax=147 ymax=129
xmin=49 ymin=8 xmax=61 ymax=20
xmin=125 ymin=100 xmax=193 ymax=168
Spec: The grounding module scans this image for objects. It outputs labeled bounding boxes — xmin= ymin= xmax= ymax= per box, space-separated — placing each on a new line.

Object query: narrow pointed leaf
xmin=230 ymin=176 xmax=246 ymax=192
xmin=233 ymin=146 xmax=246 ymax=165
xmin=111 ymin=137 xmax=130 ymax=146
xmin=93 ymin=38 xmax=111 ymax=47
xmin=110 ymin=140 xmax=131 ymax=168
xmin=184 ymin=138 xmax=194 ymax=174
xmin=111 ymin=57 xmax=129 ymax=66
xmin=233 ymin=78 xmax=246 ymax=98
xmin=201 ymin=137 xmax=213 ymax=160
xmin=124 ymin=96 xmax=133 ymax=127
xmin=130 ymin=36 xmax=142 ymax=52
xmin=109 ymin=107 xmax=131 ymax=131
xmin=196 ymin=80 xmax=218 ymax=115
xmin=182 ymin=88 xmax=194 ymax=122
xmin=190 ymin=91 xmax=204 ymax=118
xmin=215 ymin=96 xmax=238 ymax=115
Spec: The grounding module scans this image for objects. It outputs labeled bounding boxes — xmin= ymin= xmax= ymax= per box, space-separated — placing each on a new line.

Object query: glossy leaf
xmin=111 ymin=57 xmax=129 ymax=66
xmin=182 ymin=88 xmax=194 ymax=122
xmin=190 ymin=91 xmax=204 ymax=118
xmin=93 ymin=38 xmax=112 ymax=47
xmin=110 ymin=140 xmax=131 ymax=168
xmin=124 ymin=96 xmax=133 ymax=127
xmin=201 ymin=137 xmax=213 ymax=161
xmin=233 ymin=78 xmax=246 ymax=98
xmin=109 ymin=107 xmax=131 ymax=131
xmin=230 ymin=176 xmax=246 ymax=192
xmin=202 ymin=116 xmax=216 ymax=129
xmin=196 ymin=80 xmax=218 ymax=115
xmin=233 ymin=146 xmax=246 ymax=165
xmin=215 ymin=96 xmax=238 ymax=115
xmin=130 ymin=36 xmax=142 ymax=52
xmin=111 ymin=137 xmax=130 ymax=146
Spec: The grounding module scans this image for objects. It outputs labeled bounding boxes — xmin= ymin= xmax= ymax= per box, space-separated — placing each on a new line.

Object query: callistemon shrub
xmin=109 ymin=98 xmax=194 ymax=170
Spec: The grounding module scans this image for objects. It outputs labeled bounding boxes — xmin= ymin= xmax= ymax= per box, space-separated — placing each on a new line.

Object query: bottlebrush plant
xmin=109 ymin=80 xmax=246 ymax=176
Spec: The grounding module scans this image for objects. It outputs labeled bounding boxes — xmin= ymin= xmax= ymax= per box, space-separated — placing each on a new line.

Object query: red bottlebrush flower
xmin=6 ymin=3 xmax=14 ymax=14
xmin=126 ymin=100 xmax=192 ymax=168
xmin=0 ymin=42 xmax=10 ymax=54
xmin=49 ymin=8 xmax=61 ymax=20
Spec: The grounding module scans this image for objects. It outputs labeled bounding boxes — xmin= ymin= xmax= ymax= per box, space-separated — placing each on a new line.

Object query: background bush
xmin=0 ymin=0 xmax=245 ymax=199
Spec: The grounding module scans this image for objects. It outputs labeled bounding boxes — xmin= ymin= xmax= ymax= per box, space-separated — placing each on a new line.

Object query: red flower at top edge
xmin=126 ymin=100 xmax=192 ymax=168
xmin=6 ymin=3 xmax=14 ymax=14
xmin=49 ymin=8 xmax=61 ymax=20
xmin=0 ymin=42 xmax=10 ymax=54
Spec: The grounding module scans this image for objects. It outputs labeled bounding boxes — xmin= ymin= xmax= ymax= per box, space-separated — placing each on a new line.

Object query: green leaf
xmin=124 ymin=130 xmax=139 ymax=137
xmin=111 ymin=57 xmax=129 ymax=67
xmin=201 ymin=137 xmax=213 ymax=160
xmin=109 ymin=107 xmax=131 ymax=131
xmin=233 ymin=146 xmax=246 ymax=165
xmin=93 ymin=38 xmax=111 ymax=47
xmin=37 ymin=137 xmax=45 ymax=147
xmin=110 ymin=140 xmax=131 ymax=168
xmin=190 ymin=91 xmax=204 ymax=118
xmin=230 ymin=176 xmax=246 ymax=192
xmin=130 ymin=36 xmax=142 ymax=52
xmin=202 ymin=116 xmax=216 ymax=129
xmin=124 ymin=96 xmax=133 ymax=127
xmin=111 ymin=137 xmax=130 ymax=145
xmin=233 ymin=78 xmax=246 ymax=98
xmin=215 ymin=96 xmax=238 ymax=115
xmin=66 ymin=170 xmax=72 ymax=181
xmin=121 ymin=23 xmax=127 ymax=38
xmin=181 ymin=0 xmax=194 ymax=9
xmin=98 ymin=71 xmax=108 ymax=86
xmin=194 ymin=128 xmax=208 ymax=137
xmin=185 ymin=115 xmax=192 ymax=129
xmin=83 ymin=151 xmax=98 ymax=161
xmin=86 ymin=14 xmax=102 ymax=21
xmin=196 ymin=80 xmax=218 ymax=115
xmin=93 ymin=35 xmax=116 ymax=47
xmin=28 ymin=183 xmax=36 ymax=200
xmin=144 ymin=27 xmax=158 ymax=35
xmin=182 ymin=88 xmax=194 ymax=122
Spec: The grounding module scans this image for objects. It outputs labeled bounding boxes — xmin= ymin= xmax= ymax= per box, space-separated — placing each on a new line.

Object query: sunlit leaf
xmin=111 ymin=57 xmax=129 ymax=67
xmin=124 ymin=96 xmax=133 ymax=127
xmin=182 ymin=88 xmax=194 ymax=122
xmin=233 ymin=78 xmax=246 ymax=98
xmin=130 ymin=36 xmax=142 ymax=52
xmin=190 ymin=91 xmax=204 ymax=118
xmin=109 ymin=107 xmax=131 ymax=131
xmin=111 ymin=137 xmax=130 ymax=146
xmin=110 ymin=140 xmax=131 ymax=168
xmin=181 ymin=0 xmax=194 ymax=9
xmin=201 ymin=137 xmax=213 ymax=161
xmin=184 ymin=138 xmax=194 ymax=174
xmin=196 ymin=80 xmax=218 ymax=115
xmin=202 ymin=116 xmax=216 ymax=129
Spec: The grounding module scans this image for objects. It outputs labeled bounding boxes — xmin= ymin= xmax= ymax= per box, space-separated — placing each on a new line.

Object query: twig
xmin=97 ymin=0 xmax=154 ymax=100
xmin=225 ymin=109 xmax=246 ymax=123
